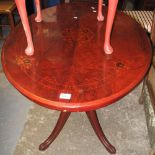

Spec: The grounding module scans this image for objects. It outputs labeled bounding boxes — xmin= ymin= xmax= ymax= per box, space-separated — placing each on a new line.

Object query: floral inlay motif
xmin=16 ymin=56 xmax=36 ymax=73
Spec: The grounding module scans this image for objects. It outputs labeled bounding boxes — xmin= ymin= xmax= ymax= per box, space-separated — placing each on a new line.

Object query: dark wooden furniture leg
xmin=39 ymin=111 xmax=71 ymax=151
xmin=86 ymin=110 xmax=116 ymax=154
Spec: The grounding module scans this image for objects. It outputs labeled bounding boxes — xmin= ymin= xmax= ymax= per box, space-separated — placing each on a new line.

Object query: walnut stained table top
xmin=2 ymin=3 xmax=152 ymax=112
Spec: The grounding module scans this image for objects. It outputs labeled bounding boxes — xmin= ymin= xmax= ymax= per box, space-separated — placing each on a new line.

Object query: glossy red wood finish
xmin=2 ymin=3 xmax=152 ymax=112
xmin=15 ymin=0 xmax=118 ymax=55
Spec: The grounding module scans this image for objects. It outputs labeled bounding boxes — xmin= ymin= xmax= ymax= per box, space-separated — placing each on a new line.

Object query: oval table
xmin=1 ymin=3 xmax=152 ymax=154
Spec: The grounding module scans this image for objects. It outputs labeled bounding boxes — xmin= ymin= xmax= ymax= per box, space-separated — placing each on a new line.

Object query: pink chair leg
xmin=97 ymin=0 xmax=104 ymax=21
xmin=104 ymin=0 xmax=118 ymax=54
xmin=35 ymin=0 xmax=42 ymax=22
xmin=15 ymin=0 xmax=34 ymax=56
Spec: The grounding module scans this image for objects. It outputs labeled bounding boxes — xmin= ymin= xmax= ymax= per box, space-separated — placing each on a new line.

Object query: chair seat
xmin=0 ymin=0 xmax=17 ymax=37
xmin=0 ymin=1 xmax=16 ymax=13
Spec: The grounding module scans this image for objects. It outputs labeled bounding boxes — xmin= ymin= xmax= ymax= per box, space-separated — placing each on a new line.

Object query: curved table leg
xmin=15 ymin=0 xmax=34 ymax=56
xmin=86 ymin=110 xmax=116 ymax=154
xmin=104 ymin=0 xmax=118 ymax=54
xmin=39 ymin=111 xmax=71 ymax=151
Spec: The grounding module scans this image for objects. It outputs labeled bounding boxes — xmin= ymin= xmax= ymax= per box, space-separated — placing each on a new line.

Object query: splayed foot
xmin=25 ymin=46 xmax=34 ymax=56
xmin=97 ymin=15 xmax=104 ymax=21
xmin=35 ymin=16 xmax=42 ymax=23
xmin=104 ymin=44 xmax=113 ymax=54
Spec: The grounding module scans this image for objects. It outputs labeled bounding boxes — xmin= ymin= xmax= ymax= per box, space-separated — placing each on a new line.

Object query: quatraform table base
xmin=39 ymin=111 xmax=116 ymax=154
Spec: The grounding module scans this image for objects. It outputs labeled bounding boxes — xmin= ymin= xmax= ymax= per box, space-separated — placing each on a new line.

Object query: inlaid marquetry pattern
xmin=16 ymin=56 xmax=37 ymax=72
